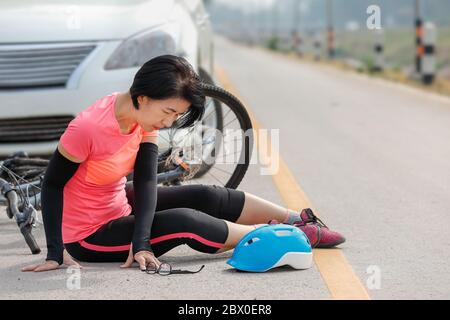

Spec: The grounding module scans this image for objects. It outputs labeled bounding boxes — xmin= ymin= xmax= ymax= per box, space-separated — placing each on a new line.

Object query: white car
xmin=0 ymin=0 xmax=215 ymax=157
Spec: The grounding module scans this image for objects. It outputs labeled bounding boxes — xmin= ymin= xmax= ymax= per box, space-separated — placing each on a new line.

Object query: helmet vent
xmin=244 ymin=237 xmax=260 ymax=246
xmin=275 ymin=230 xmax=293 ymax=237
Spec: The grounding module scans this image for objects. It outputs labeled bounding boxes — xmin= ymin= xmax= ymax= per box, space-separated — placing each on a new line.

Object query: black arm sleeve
xmin=132 ymin=142 xmax=158 ymax=255
xmin=41 ymin=149 xmax=80 ymax=265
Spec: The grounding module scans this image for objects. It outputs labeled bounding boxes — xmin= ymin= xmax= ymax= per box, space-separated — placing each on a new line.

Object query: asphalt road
xmin=1 ymin=36 xmax=449 ymax=299
xmin=214 ymin=37 xmax=450 ymax=299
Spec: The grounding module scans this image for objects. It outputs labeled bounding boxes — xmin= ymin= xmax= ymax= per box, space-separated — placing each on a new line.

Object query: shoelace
xmin=296 ymin=208 xmax=329 ymax=229
xmin=269 ymin=209 xmax=329 ymax=229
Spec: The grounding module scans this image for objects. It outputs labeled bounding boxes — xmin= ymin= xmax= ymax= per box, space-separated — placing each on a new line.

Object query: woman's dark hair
xmin=129 ymin=55 xmax=205 ymax=129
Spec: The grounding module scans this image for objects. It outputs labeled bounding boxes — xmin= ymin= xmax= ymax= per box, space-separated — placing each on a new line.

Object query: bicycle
xmin=0 ymin=84 xmax=253 ymax=255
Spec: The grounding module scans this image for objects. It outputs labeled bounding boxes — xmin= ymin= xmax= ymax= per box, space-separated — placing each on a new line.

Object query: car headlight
xmin=104 ymin=22 xmax=185 ymax=70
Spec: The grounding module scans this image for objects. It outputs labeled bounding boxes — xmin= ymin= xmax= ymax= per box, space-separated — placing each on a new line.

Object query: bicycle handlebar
xmin=0 ymin=178 xmax=41 ymax=254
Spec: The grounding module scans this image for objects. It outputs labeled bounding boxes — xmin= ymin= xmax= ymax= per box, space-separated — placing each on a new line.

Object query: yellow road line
xmin=215 ymin=65 xmax=371 ymax=300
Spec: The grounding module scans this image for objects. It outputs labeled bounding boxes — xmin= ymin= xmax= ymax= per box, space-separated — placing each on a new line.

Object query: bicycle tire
xmin=199 ymin=84 xmax=253 ymax=189
xmin=193 ymin=70 xmax=224 ymax=179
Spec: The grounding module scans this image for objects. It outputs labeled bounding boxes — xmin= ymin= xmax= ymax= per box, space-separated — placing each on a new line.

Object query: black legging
xmin=65 ymin=183 xmax=246 ymax=262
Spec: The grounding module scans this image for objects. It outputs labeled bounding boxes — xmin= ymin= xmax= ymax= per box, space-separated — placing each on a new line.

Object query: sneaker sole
xmin=315 ymin=237 xmax=346 ymax=249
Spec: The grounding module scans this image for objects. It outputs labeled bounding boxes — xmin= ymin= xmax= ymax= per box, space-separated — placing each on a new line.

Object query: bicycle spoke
xmin=219 ymin=150 xmax=241 ymax=158
xmin=202 ymin=103 xmax=217 ymax=123
xmin=208 ymin=165 xmax=234 ymax=176
xmin=222 ymin=108 xmax=232 ymax=120
xmin=222 ymin=132 xmax=243 ymax=140
xmin=223 ymin=117 xmax=239 ymax=128
xmin=205 ymin=171 xmax=226 ymax=186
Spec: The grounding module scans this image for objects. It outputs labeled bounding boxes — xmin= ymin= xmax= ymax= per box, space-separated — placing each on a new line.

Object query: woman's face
xmin=135 ymin=96 xmax=191 ymax=132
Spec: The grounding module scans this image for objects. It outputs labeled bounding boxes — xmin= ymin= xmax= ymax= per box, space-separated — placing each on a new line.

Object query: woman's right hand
xmin=21 ymin=260 xmax=60 ymax=272
xmin=22 ymin=249 xmax=82 ymax=272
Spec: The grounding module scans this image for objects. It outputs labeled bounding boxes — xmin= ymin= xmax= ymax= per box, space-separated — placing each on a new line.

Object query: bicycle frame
xmin=0 ymin=152 xmax=190 ymax=255
xmin=0 ymin=151 xmax=191 ymax=207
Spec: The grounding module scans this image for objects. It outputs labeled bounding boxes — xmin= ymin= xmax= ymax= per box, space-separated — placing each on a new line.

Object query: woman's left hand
xmin=120 ymin=244 xmax=161 ymax=271
xmin=134 ymin=251 xmax=160 ymax=271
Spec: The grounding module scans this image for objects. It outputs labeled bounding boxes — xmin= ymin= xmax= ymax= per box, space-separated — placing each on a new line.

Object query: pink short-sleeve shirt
xmin=59 ymin=92 xmax=158 ymax=243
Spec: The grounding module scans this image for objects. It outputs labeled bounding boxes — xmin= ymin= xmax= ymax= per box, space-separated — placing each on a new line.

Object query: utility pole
xmin=415 ymin=0 xmax=423 ymax=74
xmin=422 ymin=22 xmax=436 ymax=85
xmin=326 ymin=0 xmax=335 ymax=58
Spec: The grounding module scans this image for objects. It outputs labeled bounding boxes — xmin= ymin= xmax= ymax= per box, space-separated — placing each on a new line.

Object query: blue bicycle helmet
xmin=227 ymin=224 xmax=313 ymax=272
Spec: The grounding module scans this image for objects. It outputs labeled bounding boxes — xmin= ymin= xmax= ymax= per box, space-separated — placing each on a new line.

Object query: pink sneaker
xmin=294 ymin=208 xmax=346 ymax=248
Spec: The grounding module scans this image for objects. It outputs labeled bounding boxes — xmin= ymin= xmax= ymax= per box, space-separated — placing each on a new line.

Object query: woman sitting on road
xmin=22 ymin=55 xmax=345 ymax=272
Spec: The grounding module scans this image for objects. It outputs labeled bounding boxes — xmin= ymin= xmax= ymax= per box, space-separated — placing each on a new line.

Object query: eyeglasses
xmin=142 ymin=262 xmax=205 ymax=276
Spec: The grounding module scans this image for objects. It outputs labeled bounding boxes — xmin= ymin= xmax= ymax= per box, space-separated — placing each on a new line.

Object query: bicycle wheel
xmin=161 ymin=84 xmax=253 ymax=189
xmin=192 ymin=71 xmax=224 ymax=179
